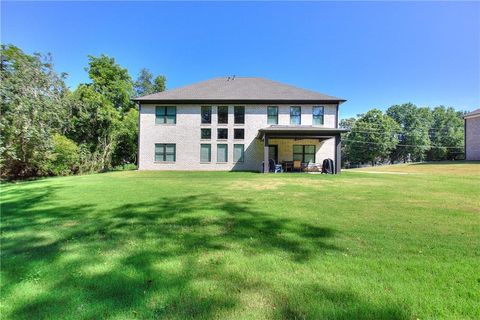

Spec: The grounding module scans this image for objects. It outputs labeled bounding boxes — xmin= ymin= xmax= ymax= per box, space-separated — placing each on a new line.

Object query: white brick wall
xmin=138 ymin=104 xmax=339 ymax=171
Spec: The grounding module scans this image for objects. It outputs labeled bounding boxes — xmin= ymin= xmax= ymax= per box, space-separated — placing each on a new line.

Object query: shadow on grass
xmin=1 ymin=185 xmax=410 ymax=319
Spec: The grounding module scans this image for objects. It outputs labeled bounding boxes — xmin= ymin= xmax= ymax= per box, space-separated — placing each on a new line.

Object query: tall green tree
xmin=426 ymin=106 xmax=464 ymax=160
xmin=0 ymin=44 xmax=71 ymax=178
xmin=134 ymin=68 xmax=155 ymax=97
xmin=69 ymin=84 xmax=120 ymax=171
xmin=386 ymin=103 xmax=432 ymax=162
xmin=134 ymin=68 xmax=166 ymax=97
xmin=112 ymin=108 xmax=139 ymax=166
xmin=345 ymin=109 xmax=400 ymax=166
xmin=86 ymin=54 xmax=134 ymax=112
xmin=154 ymin=74 xmax=166 ymax=93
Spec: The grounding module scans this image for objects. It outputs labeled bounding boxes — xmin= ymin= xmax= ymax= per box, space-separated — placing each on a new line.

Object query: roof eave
xmin=132 ymin=98 xmax=347 ymax=104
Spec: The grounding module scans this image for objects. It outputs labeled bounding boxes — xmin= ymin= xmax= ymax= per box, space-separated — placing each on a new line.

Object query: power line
xmin=342 ymin=139 xmax=464 ymax=149
xmin=346 ymin=129 xmax=459 ymax=138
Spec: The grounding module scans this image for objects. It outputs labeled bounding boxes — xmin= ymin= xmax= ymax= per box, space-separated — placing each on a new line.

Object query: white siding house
xmin=134 ymin=77 xmax=347 ymax=173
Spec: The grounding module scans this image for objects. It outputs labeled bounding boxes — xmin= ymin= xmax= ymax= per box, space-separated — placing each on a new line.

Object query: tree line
xmin=1 ymin=44 xmax=164 ymax=179
xmin=0 ymin=44 xmax=468 ymax=179
xmin=340 ymin=104 xmax=465 ymax=167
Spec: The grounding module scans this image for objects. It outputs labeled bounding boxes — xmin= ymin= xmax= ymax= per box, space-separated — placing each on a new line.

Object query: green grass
xmin=1 ymin=163 xmax=479 ymax=319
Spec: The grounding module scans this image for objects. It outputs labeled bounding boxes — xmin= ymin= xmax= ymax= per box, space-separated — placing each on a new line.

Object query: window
xmin=200 ymin=144 xmax=211 ymax=162
xmin=218 ymin=106 xmax=228 ymax=124
xmin=217 ymin=144 xmax=228 ymax=162
xmin=217 ymin=128 xmax=228 ymax=139
xmin=268 ymin=106 xmax=278 ymax=125
xmin=234 ymin=144 xmax=244 ymax=162
xmin=156 ymin=106 xmax=176 ymax=124
xmin=313 ymin=106 xmax=324 ymax=125
xmin=201 ymin=106 xmax=212 ymax=124
xmin=293 ymin=145 xmax=315 ymax=163
xmin=234 ymin=106 xmax=245 ymax=124
xmin=155 ymin=144 xmax=176 ymax=162
xmin=234 ymin=128 xmax=244 ymax=139
xmin=201 ymin=128 xmax=211 ymax=139
xmin=290 ymin=106 xmax=301 ymax=125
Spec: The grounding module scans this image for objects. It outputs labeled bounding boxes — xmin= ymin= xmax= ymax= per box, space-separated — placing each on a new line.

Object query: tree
xmin=426 ymin=106 xmax=464 ymax=160
xmin=69 ymin=84 xmax=120 ymax=171
xmin=86 ymin=54 xmax=134 ymax=112
xmin=48 ymin=134 xmax=80 ymax=175
xmin=0 ymin=44 xmax=70 ymax=178
xmin=134 ymin=68 xmax=166 ymax=97
xmin=134 ymin=68 xmax=155 ymax=97
xmin=339 ymin=118 xmax=356 ymax=167
xmin=112 ymin=108 xmax=139 ymax=166
xmin=345 ymin=109 xmax=400 ymax=166
xmin=386 ymin=103 xmax=432 ymax=162
xmin=154 ymin=74 xmax=166 ymax=93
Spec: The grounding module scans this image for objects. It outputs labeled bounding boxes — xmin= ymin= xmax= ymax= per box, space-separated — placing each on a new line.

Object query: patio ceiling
xmin=256 ymin=126 xmax=349 ymax=140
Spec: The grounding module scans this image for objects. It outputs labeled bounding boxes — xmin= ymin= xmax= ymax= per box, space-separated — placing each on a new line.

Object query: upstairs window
xmin=234 ymin=106 xmax=245 ymax=124
xmin=217 ymin=128 xmax=228 ymax=139
xmin=156 ymin=106 xmax=176 ymax=124
xmin=201 ymin=128 xmax=211 ymax=139
xmin=201 ymin=106 xmax=212 ymax=124
xmin=313 ymin=106 xmax=324 ymax=125
xmin=290 ymin=106 xmax=301 ymax=125
xmin=155 ymin=144 xmax=176 ymax=162
xmin=267 ymin=106 xmax=278 ymax=125
xmin=234 ymin=129 xmax=244 ymax=140
xmin=218 ymin=106 xmax=228 ymax=124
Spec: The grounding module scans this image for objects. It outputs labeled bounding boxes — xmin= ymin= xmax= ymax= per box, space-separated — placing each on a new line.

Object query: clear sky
xmin=2 ymin=1 xmax=479 ymax=118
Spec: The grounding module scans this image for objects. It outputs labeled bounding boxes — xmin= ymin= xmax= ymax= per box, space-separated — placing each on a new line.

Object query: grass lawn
xmin=1 ymin=162 xmax=479 ymax=319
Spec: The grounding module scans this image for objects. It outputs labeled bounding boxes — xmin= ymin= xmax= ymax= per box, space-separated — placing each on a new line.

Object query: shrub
xmin=49 ymin=134 xmax=80 ymax=175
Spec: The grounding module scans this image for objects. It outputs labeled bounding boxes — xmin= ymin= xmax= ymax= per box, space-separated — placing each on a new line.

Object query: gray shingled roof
xmin=464 ymin=108 xmax=480 ymax=118
xmin=133 ymin=77 xmax=346 ymax=103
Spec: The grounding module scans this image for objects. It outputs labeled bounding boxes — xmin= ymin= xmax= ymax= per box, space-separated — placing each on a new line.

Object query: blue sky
xmin=2 ymin=1 xmax=479 ymax=118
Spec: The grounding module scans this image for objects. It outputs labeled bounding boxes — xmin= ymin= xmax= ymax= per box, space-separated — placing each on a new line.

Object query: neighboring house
xmin=464 ymin=109 xmax=480 ymax=160
xmin=133 ymin=77 xmax=348 ymax=173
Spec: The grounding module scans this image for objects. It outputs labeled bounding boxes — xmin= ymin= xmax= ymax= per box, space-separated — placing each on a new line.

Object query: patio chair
xmin=293 ymin=160 xmax=302 ymax=172
xmin=270 ymin=159 xmax=283 ymax=173
xmin=260 ymin=159 xmax=283 ymax=173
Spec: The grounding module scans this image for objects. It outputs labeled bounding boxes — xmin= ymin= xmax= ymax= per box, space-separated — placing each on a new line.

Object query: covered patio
xmin=257 ymin=126 xmax=349 ymax=174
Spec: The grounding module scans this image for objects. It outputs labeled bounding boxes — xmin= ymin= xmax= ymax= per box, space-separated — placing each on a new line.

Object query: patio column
xmin=335 ymin=134 xmax=341 ymax=174
xmin=263 ymin=134 xmax=269 ymax=173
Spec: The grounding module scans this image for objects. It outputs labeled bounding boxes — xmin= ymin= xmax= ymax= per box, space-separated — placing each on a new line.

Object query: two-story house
xmin=133 ymin=77 xmax=347 ymax=173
